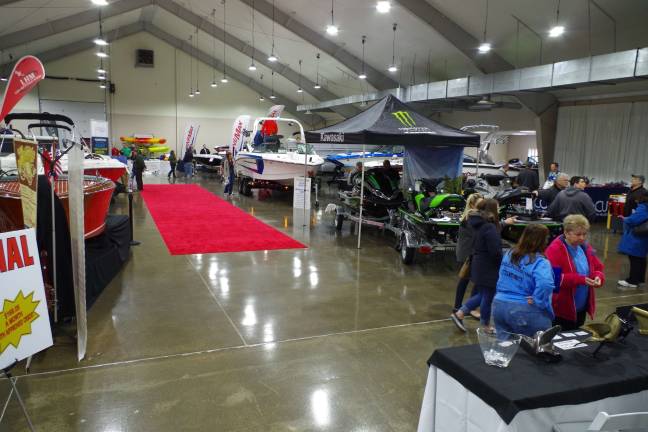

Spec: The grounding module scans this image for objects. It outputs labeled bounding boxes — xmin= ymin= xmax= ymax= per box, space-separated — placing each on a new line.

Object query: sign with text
xmin=13 ymin=139 xmax=39 ymax=228
xmin=91 ymin=137 xmax=109 ymax=155
xmin=0 ymin=56 xmax=45 ymax=123
xmin=293 ymin=177 xmax=311 ymax=209
xmin=0 ymin=229 xmax=53 ymax=369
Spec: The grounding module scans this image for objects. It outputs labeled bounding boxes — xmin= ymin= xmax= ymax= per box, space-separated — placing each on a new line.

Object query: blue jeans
xmin=460 ymin=284 xmax=495 ymax=325
xmin=492 ymin=299 xmax=553 ymax=337
xmin=184 ymin=162 xmax=193 ymax=178
xmin=224 ymin=172 xmax=234 ymax=195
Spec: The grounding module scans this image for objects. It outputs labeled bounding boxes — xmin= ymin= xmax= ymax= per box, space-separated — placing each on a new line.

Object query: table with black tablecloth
xmin=417 ymin=333 xmax=648 ymax=432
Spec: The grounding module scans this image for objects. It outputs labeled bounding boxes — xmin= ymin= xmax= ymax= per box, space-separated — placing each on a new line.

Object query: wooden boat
xmin=0 ymin=175 xmax=115 ymax=239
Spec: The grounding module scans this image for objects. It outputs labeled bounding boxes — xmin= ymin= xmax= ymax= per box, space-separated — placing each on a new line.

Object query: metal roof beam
xmin=0 ymin=0 xmax=153 ymax=51
xmin=155 ymin=0 xmax=357 ymax=118
xmin=237 ymin=0 xmax=398 ymax=91
xmin=143 ymin=23 xmax=324 ymax=125
xmin=394 ymin=0 xmax=513 ymax=74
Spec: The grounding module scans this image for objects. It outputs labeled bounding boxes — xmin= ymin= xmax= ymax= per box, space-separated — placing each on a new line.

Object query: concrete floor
xmin=4 ymin=173 xmax=648 ymax=431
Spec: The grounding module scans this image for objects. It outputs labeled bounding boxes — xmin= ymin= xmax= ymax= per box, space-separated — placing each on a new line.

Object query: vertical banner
xmin=13 ymin=139 xmax=38 ymax=228
xmin=0 ymin=56 xmax=45 ymax=123
xmin=182 ymin=122 xmax=200 ymax=151
xmin=90 ymin=119 xmax=109 ymax=155
xmin=230 ymin=115 xmax=250 ymax=157
xmin=0 ymin=228 xmax=53 ymax=369
xmin=67 ymin=145 xmax=87 ymax=361
xmin=293 ymin=177 xmax=311 ymax=209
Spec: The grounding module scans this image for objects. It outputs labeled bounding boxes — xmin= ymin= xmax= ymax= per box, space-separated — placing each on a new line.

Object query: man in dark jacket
xmin=536 ymin=173 xmax=569 ymax=204
xmin=132 ymin=150 xmax=146 ymax=191
xmin=516 ymin=164 xmax=539 ymax=191
xmin=623 ymin=174 xmax=647 ymax=217
xmin=547 ymin=176 xmax=596 ymax=222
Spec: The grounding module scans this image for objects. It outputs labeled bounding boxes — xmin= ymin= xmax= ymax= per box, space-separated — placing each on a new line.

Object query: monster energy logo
xmin=392 ymin=111 xmax=416 ymax=127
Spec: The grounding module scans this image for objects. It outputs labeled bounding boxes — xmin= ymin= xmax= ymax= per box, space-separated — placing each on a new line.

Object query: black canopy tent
xmin=306 ymin=95 xmax=480 ymax=248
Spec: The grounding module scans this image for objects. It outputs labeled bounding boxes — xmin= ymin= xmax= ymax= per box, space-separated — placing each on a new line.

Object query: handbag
xmin=633 ymin=219 xmax=648 ymax=237
xmin=458 ymin=256 xmax=472 ymax=279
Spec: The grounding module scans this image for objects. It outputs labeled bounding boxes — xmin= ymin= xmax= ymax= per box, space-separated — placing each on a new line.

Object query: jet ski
xmin=494 ymin=188 xmax=562 ymax=243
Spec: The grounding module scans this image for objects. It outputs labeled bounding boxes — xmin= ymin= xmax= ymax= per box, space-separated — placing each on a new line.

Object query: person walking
xmin=183 ymin=146 xmax=194 ymax=179
xmin=452 ymin=193 xmax=483 ymax=317
xmin=617 ymin=190 xmax=648 ymax=289
xmin=167 ymin=150 xmax=177 ymax=180
xmin=545 ymin=214 xmax=605 ymax=330
xmin=451 ymin=198 xmax=503 ymax=332
xmin=223 ymin=151 xmax=235 ymax=197
xmin=492 ymin=224 xmax=555 ymax=337
xmin=623 ymin=174 xmax=647 ymax=217
xmin=132 ymin=150 xmax=146 ymax=191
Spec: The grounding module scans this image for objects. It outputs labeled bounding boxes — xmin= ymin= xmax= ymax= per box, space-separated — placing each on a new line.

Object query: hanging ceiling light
xmin=548 ymin=0 xmax=565 ymax=37
xmin=97 ymin=67 xmax=106 ymax=74
xmin=297 ymin=59 xmax=303 ymax=92
xmin=326 ymin=0 xmax=338 ymax=35
xmin=478 ymin=0 xmax=491 ymax=53
xmin=221 ymin=0 xmax=228 ymax=83
xmin=270 ymin=70 xmax=277 ymax=99
xmin=99 ymin=82 xmax=107 ymax=89
xmin=93 ymin=37 xmax=108 ymax=46
xmin=376 ymin=1 xmax=391 ymax=13
xmin=249 ymin=0 xmax=257 ymax=72
xmin=259 ymin=95 xmax=265 ymax=101
xmin=188 ymin=34 xmax=194 ymax=97
xmin=210 ymin=9 xmax=218 ymax=88
xmin=194 ymin=27 xmax=200 ymax=95
xmin=98 ymin=74 xmax=106 ymax=80
xmin=91 ymin=0 xmax=109 ymax=6
xmin=268 ymin=0 xmax=278 ymax=62
xmin=94 ymin=10 xmax=108 ymax=47
xmin=388 ymin=23 xmax=398 ymax=72
xmin=314 ymin=53 xmax=321 ymax=89
xmin=96 ymin=50 xmax=108 ymax=58
xmin=358 ymin=36 xmax=367 ymax=79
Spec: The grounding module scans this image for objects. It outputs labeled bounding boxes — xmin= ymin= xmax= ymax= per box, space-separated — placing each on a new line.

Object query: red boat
xmin=0 ymin=175 xmax=115 ymax=238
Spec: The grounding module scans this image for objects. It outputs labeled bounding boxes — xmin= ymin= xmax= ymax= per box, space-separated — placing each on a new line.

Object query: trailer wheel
xmin=241 ymin=179 xmax=252 ymax=196
xmin=400 ymin=235 xmax=415 ymax=265
xmin=335 ymin=214 xmax=344 ymax=230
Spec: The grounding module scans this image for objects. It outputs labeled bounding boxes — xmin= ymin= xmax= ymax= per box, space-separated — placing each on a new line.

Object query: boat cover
xmin=305 ymin=95 xmax=479 ymax=187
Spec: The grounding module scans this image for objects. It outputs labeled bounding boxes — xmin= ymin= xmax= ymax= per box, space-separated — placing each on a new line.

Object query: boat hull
xmin=0 ymin=175 xmax=115 ymax=239
xmin=235 ymin=153 xmax=323 ymax=185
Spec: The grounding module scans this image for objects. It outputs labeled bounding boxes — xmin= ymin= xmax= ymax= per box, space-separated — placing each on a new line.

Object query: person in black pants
xmin=168 ymin=150 xmax=177 ymax=180
xmin=453 ymin=193 xmax=483 ymax=317
xmin=618 ymin=190 xmax=648 ymax=289
xmin=132 ymin=150 xmax=146 ymax=191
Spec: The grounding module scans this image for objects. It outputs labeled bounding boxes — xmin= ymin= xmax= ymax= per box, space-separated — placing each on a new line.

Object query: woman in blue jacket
xmin=492 ymin=224 xmax=555 ymax=336
xmin=618 ymin=191 xmax=648 ymax=289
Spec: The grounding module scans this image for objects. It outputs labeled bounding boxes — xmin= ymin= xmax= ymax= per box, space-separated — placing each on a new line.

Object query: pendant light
xmin=91 ymin=0 xmax=108 ymax=6
xmin=314 ymin=53 xmax=321 ymax=89
xmin=94 ymin=11 xmax=108 ymax=46
xmin=221 ymin=0 xmax=229 ymax=83
xmin=210 ymin=9 xmax=218 ymax=87
xmin=478 ymin=0 xmax=491 ymax=53
xmin=259 ymin=74 xmax=265 ymax=101
xmin=270 ymin=70 xmax=276 ymax=99
xmin=376 ymin=1 xmax=391 ymax=14
xmin=248 ymin=0 xmax=257 ymax=71
xmin=549 ymin=0 xmax=565 ymax=37
xmin=358 ymin=36 xmax=367 ymax=79
xmin=188 ymin=34 xmax=194 ymax=97
xmin=268 ymin=0 xmax=278 ymax=62
xmin=194 ymin=27 xmax=201 ymax=95
xmin=388 ymin=24 xmax=398 ymax=72
xmin=326 ymin=0 xmax=338 ymax=35
xmin=297 ymin=59 xmax=303 ymax=93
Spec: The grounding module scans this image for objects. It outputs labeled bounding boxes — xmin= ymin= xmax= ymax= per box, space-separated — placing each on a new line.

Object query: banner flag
xmin=0 ymin=56 xmax=45 ymax=123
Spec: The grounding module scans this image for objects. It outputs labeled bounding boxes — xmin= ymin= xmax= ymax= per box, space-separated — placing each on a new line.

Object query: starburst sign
xmin=0 ymin=291 xmax=40 ymax=353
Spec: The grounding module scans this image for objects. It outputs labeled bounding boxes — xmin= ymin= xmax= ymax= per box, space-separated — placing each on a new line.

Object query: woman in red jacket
xmin=545 ymin=214 xmax=605 ymax=330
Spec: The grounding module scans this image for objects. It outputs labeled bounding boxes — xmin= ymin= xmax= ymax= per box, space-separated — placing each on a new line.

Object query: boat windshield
xmin=296 ymin=143 xmax=315 ymax=155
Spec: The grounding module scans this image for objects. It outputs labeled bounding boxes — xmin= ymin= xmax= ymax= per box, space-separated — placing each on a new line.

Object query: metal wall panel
xmin=447 ymin=78 xmax=468 ymax=98
xmin=590 ymin=50 xmax=637 ymax=81
xmin=552 ymin=58 xmax=591 ymax=86
xmin=469 ymin=74 xmax=493 ymax=96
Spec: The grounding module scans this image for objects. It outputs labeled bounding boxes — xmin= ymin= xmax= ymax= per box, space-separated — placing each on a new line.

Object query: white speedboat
xmin=233 ymin=115 xmax=324 ymax=187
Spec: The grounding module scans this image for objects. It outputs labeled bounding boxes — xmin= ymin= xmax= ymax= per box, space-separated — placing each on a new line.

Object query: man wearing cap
xmin=624 ymin=174 xmax=647 ymax=217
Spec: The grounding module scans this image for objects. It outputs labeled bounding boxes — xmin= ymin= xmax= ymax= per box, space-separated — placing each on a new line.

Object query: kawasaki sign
xmin=391 ymin=111 xmax=434 ymax=134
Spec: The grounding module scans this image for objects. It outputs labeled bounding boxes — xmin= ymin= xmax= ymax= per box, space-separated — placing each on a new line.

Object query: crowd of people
xmin=450 ymin=163 xmax=648 ymax=337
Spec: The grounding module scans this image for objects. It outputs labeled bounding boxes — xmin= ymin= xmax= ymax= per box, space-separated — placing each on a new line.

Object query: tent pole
xmin=357 ymin=144 xmax=366 ymax=249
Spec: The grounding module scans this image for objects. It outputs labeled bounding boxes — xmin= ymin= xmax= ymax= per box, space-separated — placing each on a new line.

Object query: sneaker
xmin=617 ymin=280 xmax=638 ymax=289
xmin=450 ymin=312 xmax=467 ymax=332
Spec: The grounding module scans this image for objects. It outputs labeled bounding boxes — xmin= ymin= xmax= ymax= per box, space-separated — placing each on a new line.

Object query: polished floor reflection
xmin=4 ymin=174 xmax=648 ymax=431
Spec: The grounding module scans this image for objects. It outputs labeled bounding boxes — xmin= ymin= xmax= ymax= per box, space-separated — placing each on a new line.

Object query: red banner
xmin=0 ymin=56 xmax=45 ymax=123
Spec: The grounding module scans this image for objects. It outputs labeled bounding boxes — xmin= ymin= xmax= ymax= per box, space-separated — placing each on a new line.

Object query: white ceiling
xmin=1 ymin=0 xmax=648 ymax=114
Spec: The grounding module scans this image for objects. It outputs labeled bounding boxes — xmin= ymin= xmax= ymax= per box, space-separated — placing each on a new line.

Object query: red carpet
xmin=141 ymin=184 xmax=306 ymax=255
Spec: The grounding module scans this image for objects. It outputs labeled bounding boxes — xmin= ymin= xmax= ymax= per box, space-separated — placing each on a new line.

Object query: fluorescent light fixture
xmin=326 ymin=24 xmax=338 ymax=36
xmin=248 ymin=62 xmax=257 ymax=71
xmin=548 ymin=25 xmax=565 ymax=38
xmin=91 ymin=0 xmax=109 ymax=5
xmin=93 ymin=38 xmax=108 ymax=46
xmin=210 ymin=81 xmax=218 ymax=88
xmin=97 ymin=68 xmax=106 ymax=74
xmin=388 ymin=65 xmax=397 ymax=73
xmin=268 ymin=54 xmax=278 ymax=62
xmin=519 ymin=130 xmax=536 ymax=134
xmin=270 ymin=94 xmax=276 ymax=99
xmin=314 ymin=83 xmax=321 ymax=89
xmin=221 ymin=77 xmax=228 ymax=83
xmin=358 ymin=73 xmax=367 ymax=80
xmin=376 ymin=1 xmax=391 ymax=13
xmin=297 ymin=87 xmax=303 ymax=93
xmin=478 ymin=42 xmax=491 ymax=53
xmin=96 ymin=51 xmax=108 ymax=58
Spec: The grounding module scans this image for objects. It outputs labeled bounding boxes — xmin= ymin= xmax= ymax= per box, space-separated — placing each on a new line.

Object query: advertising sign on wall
xmin=0 ymin=228 xmax=53 ymax=369
xmin=90 ymin=119 xmax=109 ymax=155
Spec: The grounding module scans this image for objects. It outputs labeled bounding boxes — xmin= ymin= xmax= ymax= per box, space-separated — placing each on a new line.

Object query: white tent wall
xmin=554 ymin=101 xmax=648 ymax=184
xmin=3 ymin=32 xmax=303 ymax=154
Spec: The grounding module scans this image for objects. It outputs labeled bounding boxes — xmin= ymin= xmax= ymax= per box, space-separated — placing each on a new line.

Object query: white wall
xmin=3 ymin=32 xmax=307 ymax=155
xmin=506 ymin=135 xmax=537 ymax=162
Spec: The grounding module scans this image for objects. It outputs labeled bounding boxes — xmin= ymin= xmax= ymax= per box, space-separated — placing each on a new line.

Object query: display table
xmin=417 ymin=334 xmax=648 ymax=432
xmin=534 ymin=186 xmax=628 ymax=220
